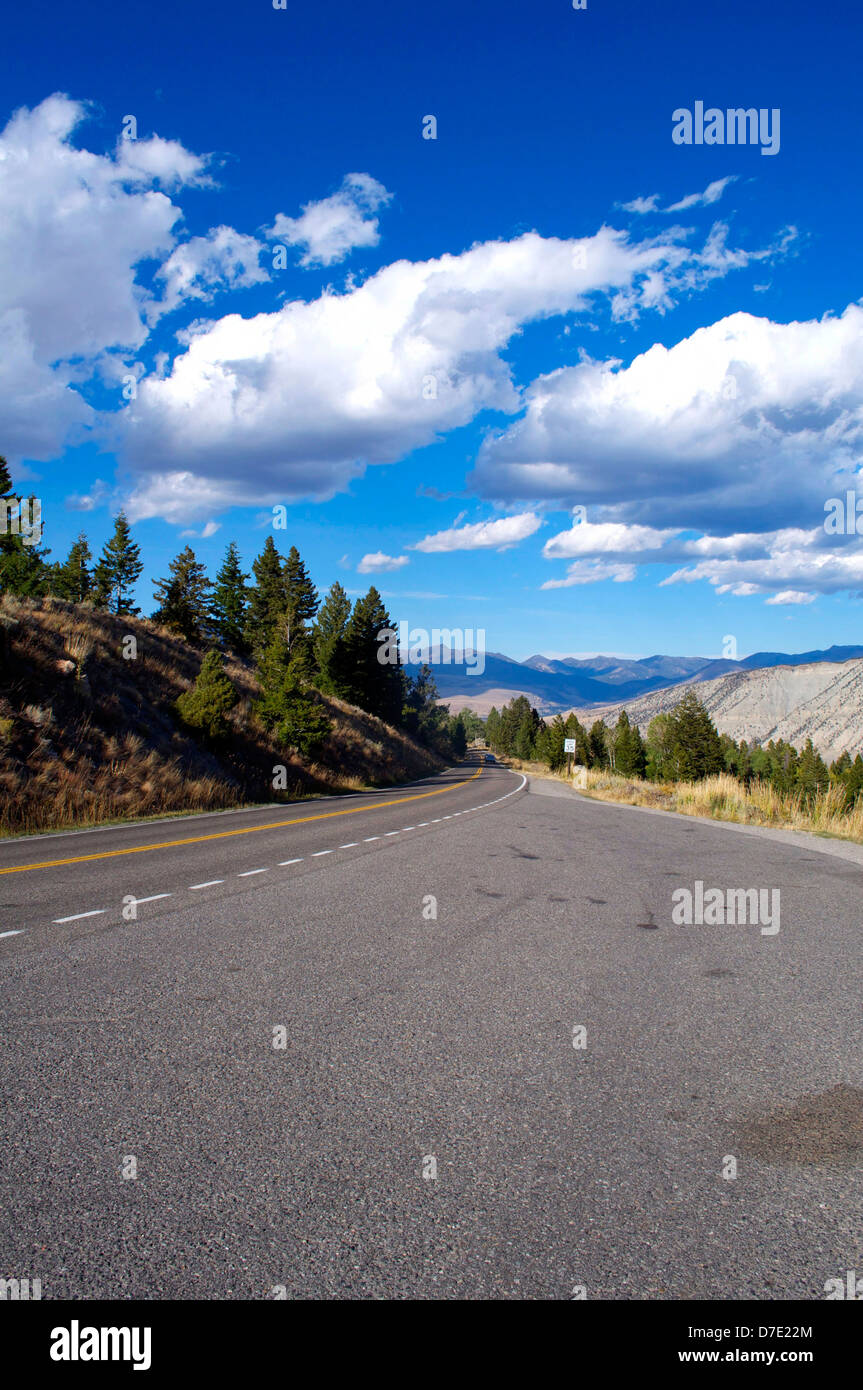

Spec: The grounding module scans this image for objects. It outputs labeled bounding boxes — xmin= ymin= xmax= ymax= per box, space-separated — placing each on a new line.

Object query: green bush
xmin=175 ymin=649 xmax=238 ymax=742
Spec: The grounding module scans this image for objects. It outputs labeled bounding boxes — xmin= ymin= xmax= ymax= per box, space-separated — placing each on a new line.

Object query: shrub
xmin=175 ymin=649 xmax=238 ymax=742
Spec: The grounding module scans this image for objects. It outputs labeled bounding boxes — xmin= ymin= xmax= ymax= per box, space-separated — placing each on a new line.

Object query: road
xmin=1 ymin=756 xmax=862 ymax=1299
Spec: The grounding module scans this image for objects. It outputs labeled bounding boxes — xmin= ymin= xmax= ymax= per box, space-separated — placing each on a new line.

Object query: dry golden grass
xmin=0 ymin=596 xmax=443 ymax=836
xmin=509 ymin=756 xmax=863 ymax=844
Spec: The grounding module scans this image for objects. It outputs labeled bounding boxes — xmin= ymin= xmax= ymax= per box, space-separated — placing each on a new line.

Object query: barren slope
xmin=565 ymin=658 xmax=863 ymax=762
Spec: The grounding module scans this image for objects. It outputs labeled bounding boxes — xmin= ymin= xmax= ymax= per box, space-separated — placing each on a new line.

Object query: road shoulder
xmin=527 ymin=772 xmax=863 ymax=870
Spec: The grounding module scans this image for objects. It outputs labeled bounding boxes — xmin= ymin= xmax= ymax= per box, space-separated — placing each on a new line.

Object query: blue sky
xmin=2 ymin=0 xmax=862 ymax=661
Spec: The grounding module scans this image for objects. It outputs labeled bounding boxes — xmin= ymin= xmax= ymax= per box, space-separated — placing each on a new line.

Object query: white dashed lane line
xmin=33 ymin=774 xmax=527 ymax=933
xmin=0 ymin=930 xmax=24 ymax=938
xmin=52 ymin=909 xmax=106 ymax=924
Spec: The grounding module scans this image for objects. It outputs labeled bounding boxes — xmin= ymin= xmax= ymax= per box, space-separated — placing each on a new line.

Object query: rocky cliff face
xmin=566 ymin=659 xmax=863 ymax=762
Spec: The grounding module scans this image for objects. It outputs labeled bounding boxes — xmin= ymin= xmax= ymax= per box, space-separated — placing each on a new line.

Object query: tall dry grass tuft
xmin=580 ymin=768 xmax=863 ymax=844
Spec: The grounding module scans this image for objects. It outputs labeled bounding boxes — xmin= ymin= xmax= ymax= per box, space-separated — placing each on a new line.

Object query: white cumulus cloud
xmin=266 ymin=173 xmax=392 ymax=267
xmin=120 ymin=221 xmax=771 ymax=518
xmin=413 ymin=512 xmax=542 ymax=553
xmin=357 ymin=551 xmax=409 ymax=573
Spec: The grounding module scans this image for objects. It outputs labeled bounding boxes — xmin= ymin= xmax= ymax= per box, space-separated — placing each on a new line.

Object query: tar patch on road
xmin=737 ymin=1084 xmax=863 ymax=1166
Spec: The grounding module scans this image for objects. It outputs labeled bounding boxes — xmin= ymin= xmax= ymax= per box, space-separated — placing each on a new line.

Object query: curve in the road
xmin=0 ymin=765 xmax=488 ymax=877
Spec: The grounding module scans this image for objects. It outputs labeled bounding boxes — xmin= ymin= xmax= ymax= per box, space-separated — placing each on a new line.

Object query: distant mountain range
xmin=422 ymin=645 xmax=863 ymax=717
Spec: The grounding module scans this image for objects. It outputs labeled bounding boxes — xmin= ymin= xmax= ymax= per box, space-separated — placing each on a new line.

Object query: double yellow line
xmin=0 ymin=767 xmax=483 ymax=876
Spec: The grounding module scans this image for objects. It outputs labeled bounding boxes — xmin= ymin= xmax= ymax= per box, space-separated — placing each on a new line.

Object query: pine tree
xmin=0 ymin=455 xmax=51 ymax=597
xmin=152 ymin=546 xmax=213 ymax=644
xmin=449 ymin=713 xmax=468 ymax=757
xmin=51 ymin=533 xmax=93 ymax=602
xmin=646 ymin=713 xmax=676 ymax=780
xmin=175 ymin=649 xmax=238 ymax=742
xmin=212 ymin=541 xmax=250 ymax=654
xmin=612 ymin=709 xmax=646 ymax=777
xmin=795 ymin=738 xmax=830 ymax=805
xmin=544 ymin=714 xmax=567 ymax=770
xmin=668 ymin=690 xmax=724 ymax=781
xmin=313 ymin=581 xmax=352 ymax=696
xmin=513 ymin=700 xmax=541 ymax=759
xmin=93 ymin=511 xmax=143 ymax=614
xmin=282 ymin=545 xmax=318 ymax=676
xmin=344 ymin=587 xmax=405 ymax=724
xmin=256 ymin=626 xmax=332 ymax=758
xmin=588 ymin=719 xmax=610 ymax=769
xmin=486 ymin=706 xmax=501 ymax=750
xmin=245 ymin=536 xmax=286 ymax=656
xmin=403 ymin=663 xmax=449 ymax=749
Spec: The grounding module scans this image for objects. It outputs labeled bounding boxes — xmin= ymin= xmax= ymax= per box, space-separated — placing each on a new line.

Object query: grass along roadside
xmin=506 ymin=758 xmax=863 ymax=846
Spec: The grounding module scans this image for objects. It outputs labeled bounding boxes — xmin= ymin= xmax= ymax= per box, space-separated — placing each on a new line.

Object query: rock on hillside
xmin=565 ymin=658 xmax=863 ymax=763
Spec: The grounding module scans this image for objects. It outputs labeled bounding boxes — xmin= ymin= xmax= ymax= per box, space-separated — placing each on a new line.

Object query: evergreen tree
xmin=256 ymin=626 xmax=331 ymax=758
xmin=51 ymin=533 xmax=93 ymax=602
xmin=313 ymin=581 xmax=352 ymax=696
xmin=93 ymin=511 xmax=143 ymax=614
xmin=543 ymin=714 xmax=567 ymax=771
xmin=449 ymin=712 xmax=468 ymax=757
xmin=508 ymin=697 xmax=541 ymax=759
xmin=612 ymin=709 xmax=646 ymax=777
xmin=152 ymin=546 xmax=212 ymax=643
xmin=588 ymin=719 xmax=610 ymax=769
xmin=344 ymin=587 xmax=405 ymax=724
xmin=646 ymin=713 xmax=676 ymax=780
xmin=486 ymin=706 xmax=501 ymax=750
xmin=668 ymin=690 xmax=724 ymax=781
xmin=282 ymin=545 xmax=318 ymax=677
xmin=175 ymin=649 xmax=238 ymax=742
xmin=795 ymin=738 xmax=830 ymax=804
xmin=0 ymin=454 xmax=51 ymax=597
xmin=211 ymin=541 xmax=250 ymax=654
xmin=245 ymin=536 xmax=286 ymax=656
xmin=403 ymin=663 xmax=449 ymax=748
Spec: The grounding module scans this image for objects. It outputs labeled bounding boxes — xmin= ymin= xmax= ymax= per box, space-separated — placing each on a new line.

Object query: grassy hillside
xmin=0 ymin=596 xmax=444 ymax=837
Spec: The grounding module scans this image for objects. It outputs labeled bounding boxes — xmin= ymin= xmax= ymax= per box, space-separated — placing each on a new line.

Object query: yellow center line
xmin=0 ymin=767 xmax=484 ymax=875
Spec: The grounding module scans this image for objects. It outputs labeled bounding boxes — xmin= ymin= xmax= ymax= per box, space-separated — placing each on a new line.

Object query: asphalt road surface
xmin=1 ymin=756 xmax=862 ymax=1299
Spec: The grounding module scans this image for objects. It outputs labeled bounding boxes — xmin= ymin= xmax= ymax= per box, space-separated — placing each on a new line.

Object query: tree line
xmin=0 ymin=460 xmax=468 ymax=762
xmin=484 ymin=689 xmax=863 ymax=809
